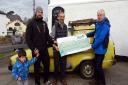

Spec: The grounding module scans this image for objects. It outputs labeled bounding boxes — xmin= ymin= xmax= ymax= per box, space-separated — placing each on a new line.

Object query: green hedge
xmin=0 ymin=54 xmax=5 ymax=59
xmin=0 ymin=36 xmax=11 ymax=44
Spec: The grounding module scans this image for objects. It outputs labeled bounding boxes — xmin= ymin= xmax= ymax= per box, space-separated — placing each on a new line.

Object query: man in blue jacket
xmin=86 ymin=9 xmax=110 ymax=85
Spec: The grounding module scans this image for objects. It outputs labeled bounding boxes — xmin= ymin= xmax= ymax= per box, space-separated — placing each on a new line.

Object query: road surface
xmin=0 ymin=55 xmax=128 ymax=85
xmin=0 ymin=44 xmax=27 ymax=53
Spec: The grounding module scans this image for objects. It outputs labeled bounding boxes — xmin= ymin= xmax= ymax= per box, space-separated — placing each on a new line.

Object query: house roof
xmin=0 ymin=10 xmax=6 ymax=15
xmin=6 ymin=13 xmax=22 ymax=22
xmin=0 ymin=10 xmax=22 ymax=22
xmin=7 ymin=20 xmax=25 ymax=26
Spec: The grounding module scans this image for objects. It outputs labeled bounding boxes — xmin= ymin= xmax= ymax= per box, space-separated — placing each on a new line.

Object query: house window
xmin=15 ymin=22 xmax=20 ymax=26
xmin=9 ymin=27 xmax=13 ymax=31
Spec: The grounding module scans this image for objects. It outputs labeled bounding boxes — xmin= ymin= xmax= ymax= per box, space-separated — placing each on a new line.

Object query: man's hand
xmin=54 ymin=40 xmax=57 ymax=44
xmin=83 ymin=31 xmax=87 ymax=35
xmin=53 ymin=44 xmax=59 ymax=51
xmin=34 ymin=49 xmax=40 ymax=57
xmin=17 ymin=77 xmax=22 ymax=81
xmin=55 ymin=46 xmax=59 ymax=51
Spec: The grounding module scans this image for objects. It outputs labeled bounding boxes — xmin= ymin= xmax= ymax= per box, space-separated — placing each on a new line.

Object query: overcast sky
xmin=0 ymin=0 xmax=48 ymax=20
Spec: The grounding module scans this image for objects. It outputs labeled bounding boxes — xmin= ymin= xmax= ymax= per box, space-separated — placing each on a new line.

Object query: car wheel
xmin=80 ymin=61 xmax=95 ymax=79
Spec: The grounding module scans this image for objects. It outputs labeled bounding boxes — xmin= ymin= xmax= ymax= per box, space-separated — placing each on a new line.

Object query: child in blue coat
xmin=12 ymin=49 xmax=39 ymax=85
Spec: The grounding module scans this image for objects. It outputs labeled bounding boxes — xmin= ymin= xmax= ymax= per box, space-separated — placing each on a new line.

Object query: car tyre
xmin=80 ymin=61 xmax=95 ymax=79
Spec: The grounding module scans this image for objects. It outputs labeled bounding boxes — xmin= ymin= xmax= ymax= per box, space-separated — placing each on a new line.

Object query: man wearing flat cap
xmin=26 ymin=6 xmax=53 ymax=85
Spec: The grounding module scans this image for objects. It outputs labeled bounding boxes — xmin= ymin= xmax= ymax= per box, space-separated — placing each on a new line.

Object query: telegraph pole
xmin=33 ymin=0 xmax=35 ymax=15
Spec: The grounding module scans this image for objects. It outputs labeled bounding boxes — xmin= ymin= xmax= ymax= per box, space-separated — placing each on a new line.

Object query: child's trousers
xmin=17 ymin=80 xmax=28 ymax=85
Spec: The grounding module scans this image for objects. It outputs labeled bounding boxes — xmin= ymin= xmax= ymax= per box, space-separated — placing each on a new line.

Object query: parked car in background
xmin=11 ymin=35 xmax=22 ymax=45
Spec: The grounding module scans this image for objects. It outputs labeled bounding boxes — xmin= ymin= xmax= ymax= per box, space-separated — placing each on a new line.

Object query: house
xmin=6 ymin=20 xmax=26 ymax=36
xmin=0 ymin=10 xmax=26 ymax=36
xmin=0 ymin=14 xmax=10 ymax=36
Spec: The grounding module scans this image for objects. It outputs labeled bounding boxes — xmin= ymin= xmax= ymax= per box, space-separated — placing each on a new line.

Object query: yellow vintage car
xmin=8 ymin=19 xmax=116 ymax=79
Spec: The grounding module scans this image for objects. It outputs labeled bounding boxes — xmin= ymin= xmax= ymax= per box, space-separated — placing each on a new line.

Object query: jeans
xmin=32 ymin=48 xmax=50 ymax=84
xmin=94 ymin=54 xmax=106 ymax=85
xmin=53 ymin=49 xmax=67 ymax=80
xmin=17 ymin=80 xmax=28 ymax=85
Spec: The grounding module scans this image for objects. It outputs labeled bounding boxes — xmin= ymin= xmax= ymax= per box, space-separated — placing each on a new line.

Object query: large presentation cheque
xmin=57 ymin=34 xmax=91 ymax=57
